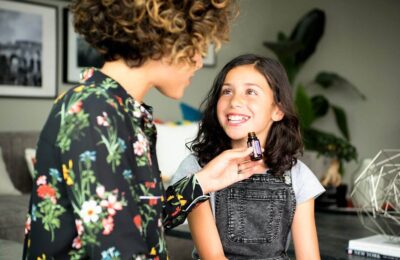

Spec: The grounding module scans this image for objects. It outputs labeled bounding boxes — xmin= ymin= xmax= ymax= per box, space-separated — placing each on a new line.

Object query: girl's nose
xmin=230 ymin=93 xmax=244 ymax=108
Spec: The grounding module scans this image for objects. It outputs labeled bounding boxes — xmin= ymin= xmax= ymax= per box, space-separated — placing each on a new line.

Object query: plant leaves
xmin=315 ymin=71 xmax=337 ymax=88
xmin=311 ymin=95 xmax=330 ymax=118
xmin=262 ymin=8 xmax=361 ymax=169
xmin=302 ymin=127 xmax=357 ymax=166
xmin=289 ymin=8 xmax=325 ymax=66
xmin=277 ymin=31 xmax=288 ymax=42
xmin=263 ymin=41 xmax=302 ymax=83
xmin=295 ymin=84 xmax=315 ymax=128
xmin=263 ymin=41 xmax=302 ymax=58
xmin=331 ymin=105 xmax=350 ymax=140
xmin=315 ymin=71 xmax=366 ymax=100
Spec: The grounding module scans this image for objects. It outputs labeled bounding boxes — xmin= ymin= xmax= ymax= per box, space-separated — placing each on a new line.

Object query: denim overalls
xmin=215 ymin=172 xmax=296 ymax=260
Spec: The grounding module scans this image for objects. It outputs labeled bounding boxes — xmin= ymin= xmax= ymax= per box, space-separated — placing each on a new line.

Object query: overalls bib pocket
xmin=227 ymin=187 xmax=287 ymax=244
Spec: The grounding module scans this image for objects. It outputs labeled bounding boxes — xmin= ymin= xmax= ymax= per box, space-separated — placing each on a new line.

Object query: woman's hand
xmin=195 ymin=147 xmax=264 ymax=194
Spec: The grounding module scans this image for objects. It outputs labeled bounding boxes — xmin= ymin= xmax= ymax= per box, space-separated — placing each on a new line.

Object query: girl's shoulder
xmin=170 ymin=154 xmax=201 ymax=185
xmin=290 ymin=159 xmax=314 ymax=176
xmin=289 ymin=159 xmax=319 ymax=185
xmin=290 ymin=160 xmax=326 ymax=205
xmin=180 ymin=154 xmax=200 ymax=169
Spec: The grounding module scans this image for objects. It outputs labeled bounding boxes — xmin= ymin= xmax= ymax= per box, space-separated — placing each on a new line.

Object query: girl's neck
xmin=231 ymin=139 xmax=247 ymax=149
xmin=100 ymin=59 xmax=155 ymax=102
xmin=231 ymin=136 xmax=266 ymax=149
xmin=232 ymin=138 xmax=269 ymax=173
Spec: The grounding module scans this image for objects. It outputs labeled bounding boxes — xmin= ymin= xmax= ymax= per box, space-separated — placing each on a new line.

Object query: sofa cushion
xmin=0 ymin=239 xmax=23 ymax=260
xmin=155 ymin=122 xmax=199 ymax=181
xmin=0 ymin=148 xmax=21 ymax=195
xmin=0 ymin=194 xmax=30 ymax=243
xmin=24 ymin=148 xmax=36 ymax=178
xmin=0 ymin=132 xmax=38 ymax=193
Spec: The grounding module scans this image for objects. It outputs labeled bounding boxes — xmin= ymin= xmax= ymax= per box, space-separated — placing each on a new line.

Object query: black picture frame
xmin=63 ymin=8 xmax=104 ymax=84
xmin=0 ymin=0 xmax=57 ymax=98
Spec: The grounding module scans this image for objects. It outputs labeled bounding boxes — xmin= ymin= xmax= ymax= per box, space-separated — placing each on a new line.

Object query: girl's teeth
xmin=228 ymin=115 xmax=249 ymax=122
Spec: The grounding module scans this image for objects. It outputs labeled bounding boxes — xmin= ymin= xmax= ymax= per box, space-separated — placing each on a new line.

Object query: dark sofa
xmin=0 ymin=131 xmax=37 ymax=243
xmin=0 ymin=132 xmax=38 ymax=259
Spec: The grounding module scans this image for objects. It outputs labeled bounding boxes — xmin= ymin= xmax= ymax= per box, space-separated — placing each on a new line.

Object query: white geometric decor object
xmin=351 ymin=149 xmax=400 ymax=238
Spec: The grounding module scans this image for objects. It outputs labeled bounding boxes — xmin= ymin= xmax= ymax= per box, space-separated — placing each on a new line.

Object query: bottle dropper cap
xmin=248 ymin=132 xmax=256 ymax=138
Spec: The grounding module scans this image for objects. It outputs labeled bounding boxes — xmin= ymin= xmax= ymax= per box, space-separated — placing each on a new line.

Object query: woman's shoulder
xmin=55 ymin=83 xmax=113 ymax=107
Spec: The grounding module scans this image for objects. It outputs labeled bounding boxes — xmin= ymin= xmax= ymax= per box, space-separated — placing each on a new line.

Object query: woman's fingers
xmin=238 ymin=158 xmax=265 ymax=173
xmin=235 ymin=169 xmax=255 ymax=181
xmin=224 ymin=147 xmax=253 ymax=160
xmin=196 ymin=147 xmax=265 ymax=194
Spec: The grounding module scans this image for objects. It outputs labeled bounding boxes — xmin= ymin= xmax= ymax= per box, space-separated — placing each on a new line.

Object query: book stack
xmin=348 ymin=234 xmax=400 ymax=259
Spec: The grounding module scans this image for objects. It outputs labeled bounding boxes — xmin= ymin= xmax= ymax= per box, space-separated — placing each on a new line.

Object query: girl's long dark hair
xmin=190 ymin=54 xmax=303 ymax=176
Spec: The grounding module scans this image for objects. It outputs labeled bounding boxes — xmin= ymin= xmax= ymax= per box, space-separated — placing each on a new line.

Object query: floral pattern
xmin=23 ymin=68 xmax=207 ymax=259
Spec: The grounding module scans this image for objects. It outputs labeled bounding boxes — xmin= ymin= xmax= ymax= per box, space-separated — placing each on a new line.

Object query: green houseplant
xmin=263 ymin=8 xmax=365 ymax=187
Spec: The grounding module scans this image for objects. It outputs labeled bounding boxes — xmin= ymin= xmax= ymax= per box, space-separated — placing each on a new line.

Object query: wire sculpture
xmin=351 ymin=149 xmax=400 ymax=240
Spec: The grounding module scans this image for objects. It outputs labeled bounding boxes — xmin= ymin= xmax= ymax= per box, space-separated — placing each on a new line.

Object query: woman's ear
xmin=272 ymin=107 xmax=284 ymax=122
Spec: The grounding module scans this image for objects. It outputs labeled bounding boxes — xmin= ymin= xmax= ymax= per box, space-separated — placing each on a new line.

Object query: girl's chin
xmin=225 ymin=132 xmax=248 ymax=143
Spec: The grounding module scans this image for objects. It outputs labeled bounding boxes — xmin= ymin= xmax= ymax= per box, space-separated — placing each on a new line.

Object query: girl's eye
xmin=246 ymin=88 xmax=257 ymax=95
xmin=221 ymin=88 xmax=232 ymax=95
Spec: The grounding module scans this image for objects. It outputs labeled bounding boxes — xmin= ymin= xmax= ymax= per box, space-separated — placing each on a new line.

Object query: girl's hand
xmin=195 ymin=147 xmax=264 ymax=194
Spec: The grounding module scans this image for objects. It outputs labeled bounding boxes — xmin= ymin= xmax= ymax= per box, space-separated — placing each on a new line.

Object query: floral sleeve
xmin=163 ymin=175 xmax=209 ymax=229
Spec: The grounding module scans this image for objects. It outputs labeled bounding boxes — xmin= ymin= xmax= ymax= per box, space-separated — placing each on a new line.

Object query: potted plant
xmin=263 ymin=9 xmax=366 ymax=199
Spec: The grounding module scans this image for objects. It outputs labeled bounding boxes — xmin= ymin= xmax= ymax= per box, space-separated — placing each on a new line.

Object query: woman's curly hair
xmin=70 ymin=0 xmax=237 ymax=67
xmin=191 ymin=54 xmax=303 ymax=176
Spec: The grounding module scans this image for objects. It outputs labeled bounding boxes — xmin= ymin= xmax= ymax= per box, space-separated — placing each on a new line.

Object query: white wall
xmin=1 ymin=0 xmax=399 ymax=181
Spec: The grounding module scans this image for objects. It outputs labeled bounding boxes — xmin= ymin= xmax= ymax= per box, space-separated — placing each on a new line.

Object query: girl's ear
xmin=272 ymin=107 xmax=284 ymax=122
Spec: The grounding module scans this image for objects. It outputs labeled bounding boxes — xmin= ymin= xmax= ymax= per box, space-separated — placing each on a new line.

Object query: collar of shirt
xmin=80 ymin=67 xmax=154 ymax=121
xmin=80 ymin=67 xmax=156 ymax=142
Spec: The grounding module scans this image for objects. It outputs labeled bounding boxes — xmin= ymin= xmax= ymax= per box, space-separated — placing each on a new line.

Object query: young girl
xmin=23 ymin=2 xmax=263 ymax=259
xmin=172 ymin=54 xmax=325 ymax=260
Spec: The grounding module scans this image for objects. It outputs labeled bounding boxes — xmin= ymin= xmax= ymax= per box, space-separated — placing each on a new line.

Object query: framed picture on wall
xmin=63 ymin=9 xmax=104 ymax=84
xmin=0 ymin=0 xmax=57 ymax=98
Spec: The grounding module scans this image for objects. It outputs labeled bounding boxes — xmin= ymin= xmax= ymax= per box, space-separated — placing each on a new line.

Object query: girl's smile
xmin=226 ymin=113 xmax=251 ymax=125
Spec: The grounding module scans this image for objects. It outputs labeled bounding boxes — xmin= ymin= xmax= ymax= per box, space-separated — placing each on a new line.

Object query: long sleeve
xmin=163 ymin=175 xmax=209 ymax=229
xmin=163 ymin=155 xmax=209 ymax=229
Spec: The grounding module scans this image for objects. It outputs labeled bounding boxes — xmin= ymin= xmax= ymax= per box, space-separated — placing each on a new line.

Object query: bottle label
xmin=252 ymin=140 xmax=262 ymax=155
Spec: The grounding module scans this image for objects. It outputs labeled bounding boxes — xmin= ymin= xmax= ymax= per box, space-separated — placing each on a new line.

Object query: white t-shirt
xmin=171 ymin=154 xmax=325 ymax=214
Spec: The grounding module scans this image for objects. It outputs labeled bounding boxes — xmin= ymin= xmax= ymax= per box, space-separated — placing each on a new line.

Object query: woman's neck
xmin=100 ymin=59 xmax=154 ymax=102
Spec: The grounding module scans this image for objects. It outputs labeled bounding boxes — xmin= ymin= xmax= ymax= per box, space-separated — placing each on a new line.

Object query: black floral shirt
xmin=23 ymin=68 xmax=207 ymax=260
